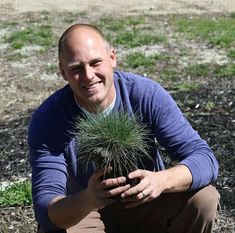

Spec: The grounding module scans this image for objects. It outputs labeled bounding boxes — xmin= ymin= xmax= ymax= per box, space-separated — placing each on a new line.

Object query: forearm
xmin=162 ymin=165 xmax=192 ymax=193
xmin=48 ymin=190 xmax=94 ymax=229
xmin=48 ymin=171 xmax=130 ymax=229
xmin=120 ymin=165 xmax=193 ymax=208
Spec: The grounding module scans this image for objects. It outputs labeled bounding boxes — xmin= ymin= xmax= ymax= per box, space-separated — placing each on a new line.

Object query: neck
xmin=74 ymin=88 xmax=116 ymax=114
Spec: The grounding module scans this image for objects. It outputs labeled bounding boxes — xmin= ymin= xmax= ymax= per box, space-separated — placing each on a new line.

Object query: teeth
xmin=85 ymin=82 xmax=99 ymax=89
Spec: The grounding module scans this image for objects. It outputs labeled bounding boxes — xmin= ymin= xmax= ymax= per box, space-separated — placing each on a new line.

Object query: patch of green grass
xmin=96 ymin=15 xmax=166 ymax=48
xmin=230 ymin=12 xmax=235 ymax=18
xmin=125 ymin=52 xmax=168 ymax=69
xmin=227 ymin=49 xmax=235 ymax=59
xmin=114 ymin=29 xmax=165 ymax=48
xmin=62 ymin=12 xmax=80 ymax=24
xmin=173 ymin=82 xmax=200 ymax=92
xmin=215 ymin=64 xmax=235 ymax=78
xmin=183 ymin=63 xmax=235 ymax=79
xmin=185 ymin=64 xmax=210 ymax=77
xmin=0 ymin=180 xmax=32 ymax=206
xmin=98 ymin=15 xmax=145 ymax=32
xmin=175 ymin=17 xmax=235 ymax=48
xmin=160 ymin=69 xmax=178 ymax=80
xmin=5 ymin=25 xmax=54 ymax=50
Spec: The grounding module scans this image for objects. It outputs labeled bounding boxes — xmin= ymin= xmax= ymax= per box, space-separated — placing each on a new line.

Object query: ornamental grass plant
xmin=73 ymin=112 xmax=152 ymax=180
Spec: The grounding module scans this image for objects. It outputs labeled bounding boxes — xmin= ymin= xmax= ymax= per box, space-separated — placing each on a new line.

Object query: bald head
xmin=58 ymin=24 xmax=110 ymax=61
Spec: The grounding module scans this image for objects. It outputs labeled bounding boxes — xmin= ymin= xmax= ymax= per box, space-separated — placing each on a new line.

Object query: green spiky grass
xmin=73 ymin=112 xmax=151 ymax=178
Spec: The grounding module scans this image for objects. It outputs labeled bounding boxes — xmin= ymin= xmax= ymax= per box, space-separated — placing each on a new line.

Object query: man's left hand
xmin=120 ymin=169 xmax=167 ymax=208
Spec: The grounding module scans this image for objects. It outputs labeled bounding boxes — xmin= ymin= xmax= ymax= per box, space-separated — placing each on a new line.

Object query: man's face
xmin=59 ymin=27 xmax=117 ymax=112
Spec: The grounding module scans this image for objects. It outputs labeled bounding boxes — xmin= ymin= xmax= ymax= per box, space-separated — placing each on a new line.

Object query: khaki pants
xmin=39 ymin=185 xmax=220 ymax=233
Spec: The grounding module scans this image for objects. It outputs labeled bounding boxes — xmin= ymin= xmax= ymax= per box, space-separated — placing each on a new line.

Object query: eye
xmin=71 ymin=65 xmax=82 ymax=73
xmin=91 ymin=60 xmax=102 ymax=67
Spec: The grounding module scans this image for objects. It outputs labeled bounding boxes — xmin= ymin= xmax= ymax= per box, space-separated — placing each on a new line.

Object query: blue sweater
xmin=28 ymin=70 xmax=218 ymax=231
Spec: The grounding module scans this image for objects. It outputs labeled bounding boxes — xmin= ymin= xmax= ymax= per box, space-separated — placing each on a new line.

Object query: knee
xmin=189 ymin=185 xmax=220 ymax=222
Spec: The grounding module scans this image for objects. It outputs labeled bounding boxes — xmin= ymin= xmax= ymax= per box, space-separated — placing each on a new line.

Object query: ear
xmin=59 ymin=62 xmax=68 ymax=81
xmin=110 ymin=48 xmax=117 ymax=68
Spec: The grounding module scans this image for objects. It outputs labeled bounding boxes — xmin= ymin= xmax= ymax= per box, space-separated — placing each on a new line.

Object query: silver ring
xmin=141 ymin=191 xmax=145 ymax=198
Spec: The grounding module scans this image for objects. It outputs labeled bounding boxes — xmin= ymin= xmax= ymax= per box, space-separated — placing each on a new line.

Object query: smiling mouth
xmin=83 ymin=81 xmax=101 ymax=90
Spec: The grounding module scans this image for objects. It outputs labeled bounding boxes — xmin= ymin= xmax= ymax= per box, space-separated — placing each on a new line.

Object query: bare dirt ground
xmin=0 ymin=1 xmax=234 ymax=233
xmin=0 ymin=0 xmax=235 ymax=15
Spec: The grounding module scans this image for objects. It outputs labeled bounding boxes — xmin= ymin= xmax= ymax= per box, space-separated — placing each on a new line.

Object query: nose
xmin=82 ymin=65 xmax=95 ymax=81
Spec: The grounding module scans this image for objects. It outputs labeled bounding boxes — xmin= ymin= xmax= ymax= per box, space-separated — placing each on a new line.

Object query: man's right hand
xmin=86 ymin=168 xmax=131 ymax=209
xmin=48 ymin=169 xmax=130 ymax=229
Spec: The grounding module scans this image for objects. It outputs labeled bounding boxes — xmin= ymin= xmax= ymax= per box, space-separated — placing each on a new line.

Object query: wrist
xmin=161 ymin=165 xmax=193 ymax=193
xmin=157 ymin=170 xmax=172 ymax=193
xmin=81 ymin=189 xmax=96 ymax=211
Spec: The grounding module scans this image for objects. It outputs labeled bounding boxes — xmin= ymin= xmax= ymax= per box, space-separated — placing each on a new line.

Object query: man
xmin=28 ymin=24 xmax=220 ymax=233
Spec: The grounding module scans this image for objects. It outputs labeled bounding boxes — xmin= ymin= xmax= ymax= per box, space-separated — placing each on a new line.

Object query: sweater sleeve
xmin=28 ymin=112 xmax=68 ymax=231
xmin=151 ymin=84 xmax=218 ymax=190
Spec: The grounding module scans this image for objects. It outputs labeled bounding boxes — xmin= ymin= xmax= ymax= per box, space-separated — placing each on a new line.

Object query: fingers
xmin=121 ymin=189 xmax=150 ymax=209
xmin=119 ymin=169 xmax=155 ymax=208
xmin=118 ymin=169 xmax=145 ymax=197
xmin=121 ymin=188 xmax=148 ymax=202
xmin=101 ymin=176 xmax=130 ymax=198
xmin=88 ymin=170 xmax=130 ymax=208
xmin=91 ymin=169 xmax=157 ymax=206
xmin=96 ymin=177 xmax=130 ymax=198
xmin=102 ymin=176 xmax=127 ymax=188
xmin=103 ymin=184 xmax=131 ymax=198
xmin=90 ymin=174 xmax=130 ymax=199
xmin=128 ymin=169 xmax=145 ymax=180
